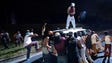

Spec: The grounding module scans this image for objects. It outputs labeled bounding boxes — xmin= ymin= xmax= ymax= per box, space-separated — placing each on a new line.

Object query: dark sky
xmin=0 ymin=0 xmax=112 ymax=24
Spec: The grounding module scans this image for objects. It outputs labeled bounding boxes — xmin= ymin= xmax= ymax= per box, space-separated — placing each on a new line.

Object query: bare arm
xmin=67 ymin=7 xmax=70 ymax=14
xmin=28 ymin=33 xmax=38 ymax=37
xmin=42 ymin=23 xmax=47 ymax=36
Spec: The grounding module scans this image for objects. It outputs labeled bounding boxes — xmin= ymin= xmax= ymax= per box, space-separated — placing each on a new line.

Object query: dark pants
xmin=67 ymin=43 xmax=79 ymax=63
xmin=43 ymin=54 xmax=51 ymax=63
xmin=1 ymin=40 xmax=9 ymax=49
xmin=67 ymin=54 xmax=79 ymax=63
xmin=103 ymin=44 xmax=111 ymax=63
xmin=26 ymin=46 xmax=31 ymax=60
xmin=25 ymin=42 xmax=38 ymax=60
xmin=43 ymin=53 xmax=57 ymax=63
xmin=49 ymin=53 xmax=57 ymax=63
xmin=15 ymin=40 xmax=21 ymax=47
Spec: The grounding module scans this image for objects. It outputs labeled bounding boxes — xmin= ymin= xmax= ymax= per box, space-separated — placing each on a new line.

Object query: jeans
xmin=43 ymin=54 xmax=51 ymax=63
xmin=43 ymin=53 xmax=57 ymax=63
xmin=1 ymin=40 xmax=9 ymax=49
xmin=66 ymin=15 xmax=76 ymax=29
xmin=25 ymin=42 xmax=38 ymax=60
xmin=26 ymin=46 xmax=31 ymax=60
xmin=57 ymin=55 xmax=67 ymax=63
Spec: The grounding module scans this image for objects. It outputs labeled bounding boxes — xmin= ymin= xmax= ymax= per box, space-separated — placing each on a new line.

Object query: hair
xmin=74 ymin=32 xmax=77 ymax=38
xmin=68 ymin=32 xmax=73 ymax=35
xmin=48 ymin=31 xmax=54 ymax=36
xmin=81 ymin=31 xmax=86 ymax=36
xmin=77 ymin=31 xmax=82 ymax=36
xmin=104 ymin=31 xmax=108 ymax=35
xmin=71 ymin=3 xmax=75 ymax=7
xmin=91 ymin=31 xmax=95 ymax=34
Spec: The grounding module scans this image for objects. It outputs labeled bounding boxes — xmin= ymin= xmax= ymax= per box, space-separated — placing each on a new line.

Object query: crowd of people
xmin=39 ymin=28 xmax=112 ymax=63
xmin=0 ymin=30 xmax=23 ymax=49
xmin=0 ymin=24 xmax=112 ymax=63
xmin=0 ymin=2 xmax=112 ymax=63
xmin=0 ymin=31 xmax=11 ymax=49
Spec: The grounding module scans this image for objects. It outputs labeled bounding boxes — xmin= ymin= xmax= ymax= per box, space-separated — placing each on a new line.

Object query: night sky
xmin=0 ymin=0 xmax=112 ymax=24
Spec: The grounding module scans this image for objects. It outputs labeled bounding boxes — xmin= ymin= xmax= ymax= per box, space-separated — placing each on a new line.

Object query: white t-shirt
xmin=30 ymin=32 xmax=34 ymax=35
xmin=24 ymin=34 xmax=32 ymax=47
xmin=105 ymin=35 xmax=111 ymax=44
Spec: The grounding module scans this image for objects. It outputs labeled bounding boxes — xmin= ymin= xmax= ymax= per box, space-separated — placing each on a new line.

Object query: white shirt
xmin=105 ymin=35 xmax=111 ymax=44
xmin=24 ymin=34 xmax=32 ymax=47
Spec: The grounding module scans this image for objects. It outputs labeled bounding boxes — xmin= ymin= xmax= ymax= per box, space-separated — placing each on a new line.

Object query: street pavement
xmin=0 ymin=51 xmax=42 ymax=63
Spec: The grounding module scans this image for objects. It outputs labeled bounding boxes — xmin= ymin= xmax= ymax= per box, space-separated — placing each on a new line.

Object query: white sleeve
xmin=77 ymin=36 xmax=81 ymax=40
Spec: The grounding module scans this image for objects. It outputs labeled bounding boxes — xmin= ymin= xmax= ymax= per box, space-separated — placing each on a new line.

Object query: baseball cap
xmin=71 ymin=3 xmax=75 ymax=6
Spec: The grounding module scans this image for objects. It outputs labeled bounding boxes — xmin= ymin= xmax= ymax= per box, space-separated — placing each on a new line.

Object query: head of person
xmin=81 ymin=31 xmax=86 ymax=36
xmin=77 ymin=31 xmax=82 ymax=37
xmin=87 ymin=29 xmax=92 ymax=35
xmin=48 ymin=31 xmax=54 ymax=36
xmin=17 ymin=31 xmax=20 ymax=34
xmin=54 ymin=32 xmax=61 ymax=44
xmin=74 ymin=32 xmax=77 ymax=38
xmin=59 ymin=31 xmax=65 ymax=37
xmin=91 ymin=31 xmax=95 ymax=34
xmin=71 ymin=3 xmax=75 ymax=7
xmin=104 ymin=31 xmax=108 ymax=35
xmin=68 ymin=32 xmax=73 ymax=37
xmin=44 ymin=22 xmax=47 ymax=25
xmin=30 ymin=28 xmax=34 ymax=32
xmin=26 ymin=30 xmax=30 ymax=35
xmin=54 ymin=32 xmax=61 ymax=39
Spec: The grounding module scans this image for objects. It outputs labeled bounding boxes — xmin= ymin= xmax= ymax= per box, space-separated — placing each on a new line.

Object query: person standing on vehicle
xmin=66 ymin=3 xmax=76 ymax=29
